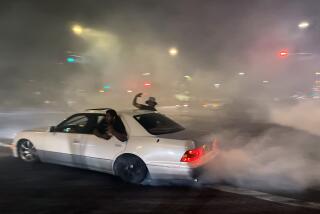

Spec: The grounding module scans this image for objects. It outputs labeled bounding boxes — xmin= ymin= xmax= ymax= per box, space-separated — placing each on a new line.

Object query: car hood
xmin=158 ymin=129 xmax=214 ymax=146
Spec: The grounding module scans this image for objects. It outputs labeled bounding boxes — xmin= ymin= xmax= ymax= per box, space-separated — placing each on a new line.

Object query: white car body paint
xmin=12 ymin=109 xmax=219 ymax=180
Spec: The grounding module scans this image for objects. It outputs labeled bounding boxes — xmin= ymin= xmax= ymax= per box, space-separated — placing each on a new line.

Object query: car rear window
xmin=134 ymin=113 xmax=184 ymax=135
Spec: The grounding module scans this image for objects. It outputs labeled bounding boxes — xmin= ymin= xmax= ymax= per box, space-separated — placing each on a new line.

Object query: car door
xmin=80 ymin=114 xmax=127 ymax=173
xmin=42 ymin=114 xmax=93 ymax=167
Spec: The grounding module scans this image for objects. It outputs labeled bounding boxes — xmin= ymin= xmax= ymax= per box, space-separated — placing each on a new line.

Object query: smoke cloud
xmin=1 ymin=0 xmax=320 ymax=192
xmin=270 ymin=100 xmax=320 ymax=136
xmin=183 ymin=100 xmax=319 ymax=192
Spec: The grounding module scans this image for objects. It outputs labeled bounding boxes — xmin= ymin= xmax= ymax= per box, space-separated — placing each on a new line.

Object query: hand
xmin=136 ymin=93 xmax=143 ymax=97
xmin=107 ymin=126 xmax=114 ymax=135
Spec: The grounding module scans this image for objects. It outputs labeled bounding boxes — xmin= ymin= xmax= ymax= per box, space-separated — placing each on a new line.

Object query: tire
xmin=17 ymin=140 xmax=39 ymax=163
xmin=114 ymin=155 xmax=148 ymax=184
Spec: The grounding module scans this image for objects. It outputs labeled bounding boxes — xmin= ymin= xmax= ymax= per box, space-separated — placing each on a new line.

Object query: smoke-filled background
xmin=0 ymin=0 xmax=319 ymax=191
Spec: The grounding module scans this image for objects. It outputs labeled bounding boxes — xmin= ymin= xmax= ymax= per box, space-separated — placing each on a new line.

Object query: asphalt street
xmin=0 ymin=110 xmax=320 ymax=213
xmin=0 ymin=147 xmax=319 ymax=214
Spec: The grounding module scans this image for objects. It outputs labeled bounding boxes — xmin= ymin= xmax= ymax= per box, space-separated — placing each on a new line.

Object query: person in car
xmin=132 ymin=92 xmax=157 ymax=111
xmin=94 ymin=109 xmax=128 ymax=142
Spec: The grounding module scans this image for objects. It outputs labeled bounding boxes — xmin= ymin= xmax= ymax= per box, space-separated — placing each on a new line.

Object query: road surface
xmin=0 ymin=146 xmax=319 ymax=214
xmin=0 ymin=110 xmax=320 ymax=213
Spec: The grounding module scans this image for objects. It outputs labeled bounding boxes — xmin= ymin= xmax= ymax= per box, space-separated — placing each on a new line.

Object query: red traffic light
xmin=144 ymin=82 xmax=151 ymax=87
xmin=278 ymin=50 xmax=289 ymax=57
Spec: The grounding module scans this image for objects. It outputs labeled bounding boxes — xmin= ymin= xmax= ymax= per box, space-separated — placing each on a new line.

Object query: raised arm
xmin=132 ymin=93 xmax=143 ymax=109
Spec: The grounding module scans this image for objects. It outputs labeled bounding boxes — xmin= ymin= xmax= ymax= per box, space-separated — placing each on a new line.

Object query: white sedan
xmin=12 ymin=109 xmax=219 ymax=184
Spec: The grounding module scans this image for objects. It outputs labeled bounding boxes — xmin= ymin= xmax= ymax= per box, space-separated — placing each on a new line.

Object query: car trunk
xmin=157 ymin=129 xmax=214 ymax=148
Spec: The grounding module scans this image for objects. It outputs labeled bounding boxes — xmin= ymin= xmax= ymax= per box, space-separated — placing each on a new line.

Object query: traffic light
xmin=103 ymin=85 xmax=111 ymax=90
xmin=66 ymin=56 xmax=76 ymax=63
xmin=65 ymin=54 xmax=82 ymax=63
xmin=144 ymin=82 xmax=151 ymax=87
xmin=278 ymin=50 xmax=289 ymax=57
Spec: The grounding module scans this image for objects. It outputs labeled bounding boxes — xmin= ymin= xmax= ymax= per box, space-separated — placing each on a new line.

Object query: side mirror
xmin=49 ymin=126 xmax=56 ymax=132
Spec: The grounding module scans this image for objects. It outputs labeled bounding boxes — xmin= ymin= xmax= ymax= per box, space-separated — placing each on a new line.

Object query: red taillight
xmin=180 ymin=147 xmax=205 ymax=162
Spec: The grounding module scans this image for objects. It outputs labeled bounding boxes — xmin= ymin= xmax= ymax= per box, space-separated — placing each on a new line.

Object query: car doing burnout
xmin=12 ymin=109 xmax=219 ymax=184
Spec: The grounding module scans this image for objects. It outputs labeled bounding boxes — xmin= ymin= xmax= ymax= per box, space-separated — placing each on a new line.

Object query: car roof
xmin=82 ymin=109 xmax=156 ymax=116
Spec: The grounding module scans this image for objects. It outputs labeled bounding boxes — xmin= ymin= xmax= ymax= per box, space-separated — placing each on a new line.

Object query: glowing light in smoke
xmin=298 ymin=21 xmax=310 ymax=29
xmin=127 ymin=90 xmax=133 ymax=93
xmin=214 ymin=83 xmax=221 ymax=88
xmin=66 ymin=57 xmax=76 ymax=63
xmin=143 ymin=83 xmax=152 ymax=89
xmin=263 ymin=80 xmax=269 ymax=83
xmin=184 ymin=75 xmax=192 ymax=80
xmin=238 ymin=72 xmax=245 ymax=76
xmin=72 ymin=25 xmax=83 ymax=35
xmin=175 ymin=94 xmax=190 ymax=101
xmin=278 ymin=50 xmax=289 ymax=57
xmin=169 ymin=47 xmax=178 ymax=56
xmin=142 ymin=72 xmax=151 ymax=76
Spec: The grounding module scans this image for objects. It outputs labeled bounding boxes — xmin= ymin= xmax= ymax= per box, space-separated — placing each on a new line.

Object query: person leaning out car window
xmin=93 ymin=109 xmax=128 ymax=142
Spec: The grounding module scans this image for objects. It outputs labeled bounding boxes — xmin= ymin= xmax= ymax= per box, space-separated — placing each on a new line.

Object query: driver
xmin=94 ymin=109 xmax=128 ymax=142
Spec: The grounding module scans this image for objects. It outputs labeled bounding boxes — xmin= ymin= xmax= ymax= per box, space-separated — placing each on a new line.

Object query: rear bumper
xmin=147 ymin=148 xmax=219 ymax=180
xmin=147 ymin=163 xmax=194 ymax=180
xmin=190 ymin=162 xmax=209 ymax=179
xmin=147 ymin=163 xmax=209 ymax=181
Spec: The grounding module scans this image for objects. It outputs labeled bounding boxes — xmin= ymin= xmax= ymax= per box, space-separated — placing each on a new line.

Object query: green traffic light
xmin=66 ymin=57 xmax=76 ymax=63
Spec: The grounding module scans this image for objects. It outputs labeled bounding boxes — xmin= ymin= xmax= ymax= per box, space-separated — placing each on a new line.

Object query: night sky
xmin=1 ymin=0 xmax=320 ymax=108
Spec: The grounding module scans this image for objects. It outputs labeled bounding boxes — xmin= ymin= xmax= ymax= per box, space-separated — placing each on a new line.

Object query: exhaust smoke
xmin=197 ymin=103 xmax=320 ymax=191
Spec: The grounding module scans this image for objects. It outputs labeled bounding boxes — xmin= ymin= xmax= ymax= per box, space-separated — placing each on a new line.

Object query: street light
xmin=169 ymin=47 xmax=178 ymax=56
xmin=72 ymin=25 xmax=83 ymax=35
xmin=298 ymin=21 xmax=310 ymax=29
xmin=184 ymin=75 xmax=192 ymax=81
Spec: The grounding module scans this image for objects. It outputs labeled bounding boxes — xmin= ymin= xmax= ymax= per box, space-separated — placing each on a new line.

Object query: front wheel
xmin=114 ymin=155 xmax=148 ymax=184
xmin=17 ymin=140 xmax=39 ymax=163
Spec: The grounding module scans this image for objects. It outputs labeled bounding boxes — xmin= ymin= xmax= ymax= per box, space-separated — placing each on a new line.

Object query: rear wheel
xmin=114 ymin=155 xmax=148 ymax=184
xmin=17 ymin=140 xmax=39 ymax=163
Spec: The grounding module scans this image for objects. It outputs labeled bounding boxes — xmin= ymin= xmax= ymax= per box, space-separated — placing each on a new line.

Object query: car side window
xmin=55 ymin=115 xmax=90 ymax=134
xmin=97 ymin=115 xmax=105 ymax=123
xmin=94 ymin=114 xmax=126 ymax=135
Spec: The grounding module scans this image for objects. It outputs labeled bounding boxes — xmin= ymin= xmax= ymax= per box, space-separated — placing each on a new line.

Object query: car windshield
xmin=134 ymin=113 xmax=184 ymax=135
